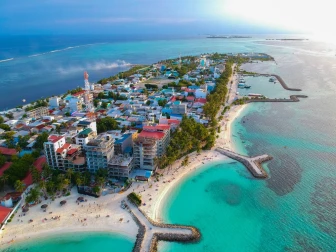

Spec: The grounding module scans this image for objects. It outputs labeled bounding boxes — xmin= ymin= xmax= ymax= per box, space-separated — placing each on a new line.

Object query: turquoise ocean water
xmin=6 ymin=232 xmax=134 ymax=252
xmin=2 ymin=36 xmax=336 ymax=251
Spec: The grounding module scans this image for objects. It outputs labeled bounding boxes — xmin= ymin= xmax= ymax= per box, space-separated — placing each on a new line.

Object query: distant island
xmin=266 ymin=39 xmax=309 ymax=41
xmin=207 ymin=35 xmax=252 ymax=39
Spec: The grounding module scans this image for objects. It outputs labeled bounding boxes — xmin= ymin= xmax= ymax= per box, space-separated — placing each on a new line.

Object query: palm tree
xmin=42 ymin=164 xmax=52 ymax=180
xmin=66 ymin=169 xmax=74 ymax=183
xmin=14 ymin=180 xmax=25 ymax=193
xmin=46 ymin=181 xmax=55 ymax=196
xmin=39 ymin=180 xmax=47 ymax=197
xmin=96 ymin=176 xmax=105 ymax=188
xmin=76 ymin=176 xmax=82 ymax=186
xmin=26 ymin=187 xmax=41 ymax=204
xmin=31 ymin=167 xmax=41 ymax=184
xmin=0 ymin=174 xmax=9 ymax=191
xmin=63 ymin=179 xmax=70 ymax=193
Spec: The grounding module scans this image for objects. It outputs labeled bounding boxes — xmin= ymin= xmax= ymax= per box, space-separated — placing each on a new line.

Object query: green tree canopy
xmin=97 ymin=117 xmax=119 ymax=133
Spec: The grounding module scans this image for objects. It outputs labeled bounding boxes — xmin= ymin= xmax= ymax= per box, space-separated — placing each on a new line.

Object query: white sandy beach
xmin=1 ymin=67 xmax=248 ymax=248
xmin=1 ymin=188 xmax=138 ymax=247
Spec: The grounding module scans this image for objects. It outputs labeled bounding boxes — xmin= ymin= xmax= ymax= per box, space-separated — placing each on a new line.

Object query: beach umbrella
xmin=41 ymin=204 xmax=48 ymax=209
xmin=60 ymin=200 xmax=67 ymax=206
xmin=22 ymin=207 xmax=29 ymax=212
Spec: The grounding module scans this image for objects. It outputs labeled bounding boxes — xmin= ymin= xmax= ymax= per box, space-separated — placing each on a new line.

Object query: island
xmin=0 ymin=52 xmax=306 ymax=251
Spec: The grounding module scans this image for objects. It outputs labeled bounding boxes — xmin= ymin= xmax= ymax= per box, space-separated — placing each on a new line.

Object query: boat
xmin=269 ymin=77 xmax=275 ymax=82
xmin=238 ymin=83 xmax=245 ymax=88
xmin=244 ymin=85 xmax=251 ymax=89
xmin=239 ymin=78 xmax=246 ymax=83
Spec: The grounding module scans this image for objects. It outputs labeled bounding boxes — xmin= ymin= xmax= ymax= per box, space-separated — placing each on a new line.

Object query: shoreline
xmin=1 ymin=102 xmax=248 ymax=249
xmin=1 ymin=64 xmax=249 ymax=248
xmin=4 ymin=227 xmax=135 ymax=249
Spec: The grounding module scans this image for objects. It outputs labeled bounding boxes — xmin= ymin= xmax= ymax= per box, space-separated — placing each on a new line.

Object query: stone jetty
xmin=247 ymin=95 xmax=308 ymax=103
xmin=242 ymin=73 xmax=302 ymax=91
xmin=216 ymin=147 xmax=272 ymax=178
xmin=122 ymin=200 xmax=201 ymax=252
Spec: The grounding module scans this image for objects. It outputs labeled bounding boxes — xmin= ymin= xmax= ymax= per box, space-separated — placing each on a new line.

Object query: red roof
xmin=167 ymin=119 xmax=180 ymax=125
xmin=195 ymin=98 xmax=207 ymax=104
xmin=67 ymin=148 xmax=78 ymax=155
xmin=63 ymin=143 xmax=71 ymax=149
xmin=143 ymin=124 xmax=170 ymax=131
xmin=48 ymin=135 xmax=64 ymax=143
xmin=34 ymin=124 xmax=45 ymax=130
xmin=0 ymin=147 xmax=18 ymax=156
xmin=138 ymin=131 xmax=165 ymax=140
xmin=186 ymin=96 xmax=195 ymax=101
xmin=170 ymin=96 xmax=176 ymax=102
xmin=73 ymin=90 xmax=86 ymax=97
xmin=0 ymin=205 xmax=12 ymax=224
xmin=22 ymin=157 xmax=46 ymax=187
xmin=33 ymin=156 xmax=46 ymax=172
xmin=56 ymin=148 xmax=65 ymax=154
xmin=185 ymin=88 xmax=195 ymax=93
xmin=1 ymin=192 xmax=21 ymax=201
xmin=0 ymin=162 xmax=12 ymax=176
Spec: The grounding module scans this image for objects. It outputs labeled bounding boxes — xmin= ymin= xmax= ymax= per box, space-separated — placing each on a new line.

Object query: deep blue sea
xmin=2 ymin=35 xmax=336 ymax=251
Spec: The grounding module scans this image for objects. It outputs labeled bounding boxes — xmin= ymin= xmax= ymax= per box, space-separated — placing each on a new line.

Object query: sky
xmin=0 ymin=0 xmax=333 ymax=37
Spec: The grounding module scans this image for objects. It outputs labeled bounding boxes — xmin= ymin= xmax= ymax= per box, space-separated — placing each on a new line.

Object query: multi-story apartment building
xmin=108 ymin=154 xmax=133 ymax=179
xmin=27 ymin=107 xmax=49 ymax=119
xmin=133 ymin=124 xmax=170 ymax=171
xmin=44 ymin=135 xmax=86 ymax=172
xmin=84 ymin=134 xmax=114 ymax=173
xmin=141 ymin=125 xmax=170 ymax=156
xmin=75 ymin=128 xmax=96 ymax=146
xmin=133 ymin=138 xmax=157 ymax=171
xmin=114 ymin=133 xmax=133 ymax=155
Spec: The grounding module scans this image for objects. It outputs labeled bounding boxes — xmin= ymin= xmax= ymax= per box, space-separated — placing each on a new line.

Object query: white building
xmin=49 ymin=97 xmax=60 ymax=108
xmin=195 ymin=88 xmax=207 ymax=99
xmin=68 ymin=97 xmax=82 ymax=113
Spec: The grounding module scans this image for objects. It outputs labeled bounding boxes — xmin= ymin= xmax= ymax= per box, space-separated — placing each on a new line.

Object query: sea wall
xmin=216 ymin=148 xmax=272 ymax=179
xmin=242 ymin=73 xmax=302 ymax=91
xmin=137 ymin=207 xmax=201 ymax=252
xmin=123 ymin=200 xmax=201 ymax=252
xmin=127 ymin=206 xmax=146 ymax=252
xmin=247 ymin=95 xmax=308 ymax=103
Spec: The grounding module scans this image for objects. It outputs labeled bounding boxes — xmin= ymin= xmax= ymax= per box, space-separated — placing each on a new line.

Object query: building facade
xmin=108 ymin=154 xmax=133 ymax=179
xmin=27 ymin=107 xmax=49 ymax=119
xmin=84 ymin=134 xmax=114 ymax=173
xmin=133 ymin=124 xmax=170 ymax=171
xmin=43 ymin=135 xmax=86 ymax=172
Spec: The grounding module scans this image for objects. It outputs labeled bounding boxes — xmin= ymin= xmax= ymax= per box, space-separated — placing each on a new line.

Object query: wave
xmin=57 ymin=60 xmax=131 ymax=75
xmin=27 ymin=42 xmax=106 ymax=58
xmin=0 ymin=58 xmax=14 ymax=63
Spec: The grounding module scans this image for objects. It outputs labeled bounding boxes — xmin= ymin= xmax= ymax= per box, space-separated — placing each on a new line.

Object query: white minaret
xmin=84 ymin=71 xmax=93 ymax=112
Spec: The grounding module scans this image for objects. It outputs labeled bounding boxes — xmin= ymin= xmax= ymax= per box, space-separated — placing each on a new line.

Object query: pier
xmin=123 ymin=200 xmax=201 ymax=252
xmin=247 ymin=95 xmax=308 ymax=103
xmin=241 ymin=73 xmax=302 ymax=91
xmin=216 ymin=147 xmax=272 ymax=178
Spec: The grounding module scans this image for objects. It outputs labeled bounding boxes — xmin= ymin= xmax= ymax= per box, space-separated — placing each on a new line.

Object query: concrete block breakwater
xmin=216 ymin=147 xmax=272 ymax=178
xmin=243 ymin=73 xmax=302 ymax=91
xmin=247 ymin=95 xmax=308 ymax=103
xmin=122 ymin=200 xmax=201 ymax=252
